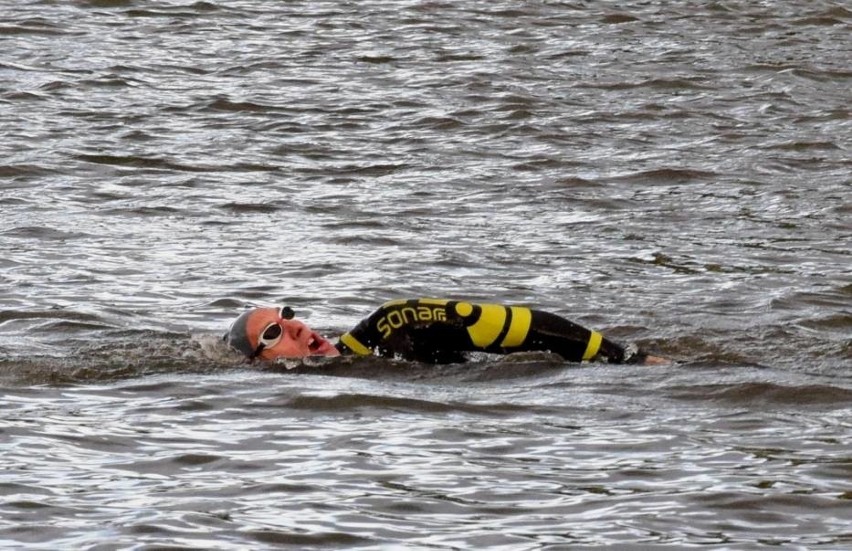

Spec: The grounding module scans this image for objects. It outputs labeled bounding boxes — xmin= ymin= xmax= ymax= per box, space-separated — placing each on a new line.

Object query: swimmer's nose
xmin=283 ymin=320 xmax=307 ymax=340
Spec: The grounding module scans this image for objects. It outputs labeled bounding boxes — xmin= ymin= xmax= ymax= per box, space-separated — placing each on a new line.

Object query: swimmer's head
xmin=225 ymin=306 xmax=339 ymax=361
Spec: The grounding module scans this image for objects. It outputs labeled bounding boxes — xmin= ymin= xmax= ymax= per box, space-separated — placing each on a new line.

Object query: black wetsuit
xmin=335 ymin=299 xmax=643 ymax=364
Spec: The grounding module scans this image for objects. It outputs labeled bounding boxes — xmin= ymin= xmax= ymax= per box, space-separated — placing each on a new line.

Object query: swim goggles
xmin=250 ymin=306 xmax=295 ymax=360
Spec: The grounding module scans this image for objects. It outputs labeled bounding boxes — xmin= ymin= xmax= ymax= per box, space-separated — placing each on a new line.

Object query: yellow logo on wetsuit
xmin=375 ymin=299 xmax=533 ymax=350
xmin=376 ymin=305 xmax=448 ymax=338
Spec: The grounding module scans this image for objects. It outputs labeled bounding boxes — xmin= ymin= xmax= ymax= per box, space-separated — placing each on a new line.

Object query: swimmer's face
xmin=241 ymin=307 xmax=340 ymax=360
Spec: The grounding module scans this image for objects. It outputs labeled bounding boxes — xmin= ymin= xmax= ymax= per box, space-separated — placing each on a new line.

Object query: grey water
xmin=1 ymin=0 xmax=850 ymax=549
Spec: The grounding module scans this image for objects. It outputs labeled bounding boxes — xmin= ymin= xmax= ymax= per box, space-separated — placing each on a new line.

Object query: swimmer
xmin=225 ymin=298 xmax=669 ymax=365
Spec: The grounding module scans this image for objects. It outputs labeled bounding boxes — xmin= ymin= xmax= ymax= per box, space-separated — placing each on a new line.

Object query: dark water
xmin=2 ymin=0 xmax=851 ymax=548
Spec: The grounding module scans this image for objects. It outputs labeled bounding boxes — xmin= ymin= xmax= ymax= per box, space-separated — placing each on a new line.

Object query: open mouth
xmin=307 ymin=333 xmax=324 ymax=353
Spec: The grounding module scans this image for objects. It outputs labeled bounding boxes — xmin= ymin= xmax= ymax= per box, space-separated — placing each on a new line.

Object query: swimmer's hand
xmin=641 ymin=354 xmax=671 ymax=366
xmin=624 ymin=344 xmax=670 ymax=366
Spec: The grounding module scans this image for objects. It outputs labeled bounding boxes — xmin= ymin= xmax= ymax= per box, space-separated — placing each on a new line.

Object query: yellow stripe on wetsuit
xmin=457 ymin=302 xmax=533 ymax=349
xmin=501 ymin=306 xmax=531 ymax=347
xmin=582 ymin=330 xmax=603 ymax=360
xmin=339 ymin=332 xmax=371 ymax=355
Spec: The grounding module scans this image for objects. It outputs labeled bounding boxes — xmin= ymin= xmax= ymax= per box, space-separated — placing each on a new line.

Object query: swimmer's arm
xmin=525 ymin=310 xmax=668 ymax=365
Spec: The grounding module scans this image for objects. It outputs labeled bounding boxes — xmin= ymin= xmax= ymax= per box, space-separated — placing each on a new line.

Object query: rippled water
xmin=1 ymin=0 xmax=850 ymax=548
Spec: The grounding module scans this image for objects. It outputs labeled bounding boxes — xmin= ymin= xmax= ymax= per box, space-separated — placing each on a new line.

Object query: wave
xmin=669 ymin=382 xmax=852 ymax=407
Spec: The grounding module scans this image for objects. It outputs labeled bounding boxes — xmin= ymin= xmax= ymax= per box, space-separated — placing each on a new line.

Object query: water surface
xmin=1 ymin=0 xmax=850 ymax=548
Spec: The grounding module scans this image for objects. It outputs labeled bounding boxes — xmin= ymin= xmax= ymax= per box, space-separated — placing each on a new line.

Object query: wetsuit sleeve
xmin=523 ymin=310 xmax=644 ymax=364
xmin=336 ymin=299 xmax=644 ymax=364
